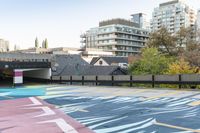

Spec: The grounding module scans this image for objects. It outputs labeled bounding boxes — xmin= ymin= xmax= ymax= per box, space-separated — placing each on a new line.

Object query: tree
xmin=175 ymin=26 xmax=197 ymax=51
xmin=129 ymin=48 xmax=173 ymax=75
xmin=42 ymin=40 xmax=45 ymax=48
xmin=166 ymin=58 xmax=197 ymax=74
xmin=183 ymin=45 xmax=200 ymax=67
xmin=35 ymin=37 xmax=39 ymax=48
xmin=146 ymin=27 xmax=177 ymax=56
xmin=179 ymin=28 xmax=200 ymax=67
xmin=44 ymin=38 xmax=48 ymax=49
xmin=14 ymin=44 xmax=17 ymax=51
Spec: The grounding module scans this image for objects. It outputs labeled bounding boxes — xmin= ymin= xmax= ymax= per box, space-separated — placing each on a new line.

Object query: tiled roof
xmin=53 ymin=65 xmax=127 ymax=76
xmin=90 ymin=57 xmax=128 ymax=65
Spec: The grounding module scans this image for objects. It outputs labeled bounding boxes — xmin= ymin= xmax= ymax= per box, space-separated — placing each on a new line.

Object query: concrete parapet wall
xmin=114 ymin=75 xmax=130 ymax=81
xmin=72 ymin=75 xmax=82 ymax=80
xmin=181 ymin=74 xmax=200 ymax=82
xmin=132 ymin=75 xmax=152 ymax=81
xmin=84 ymin=76 xmax=96 ymax=81
xmin=52 ymin=76 xmax=60 ymax=80
xmin=155 ymin=75 xmax=179 ymax=82
xmin=62 ymin=76 xmax=70 ymax=80
xmin=98 ymin=76 xmax=112 ymax=81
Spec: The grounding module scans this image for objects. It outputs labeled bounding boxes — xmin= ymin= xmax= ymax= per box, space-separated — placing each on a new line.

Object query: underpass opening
xmin=23 ymin=68 xmax=52 ymax=85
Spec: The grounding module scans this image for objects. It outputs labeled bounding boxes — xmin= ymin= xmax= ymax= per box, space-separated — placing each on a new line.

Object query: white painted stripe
xmin=33 ymin=106 xmax=56 ymax=117
xmin=23 ymin=97 xmax=42 ymax=106
xmin=38 ymin=118 xmax=79 ymax=133
xmin=0 ymin=92 xmax=11 ymax=96
xmin=90 ymin=116 xmax=127 ymax=129
xmin=95 ymin=118 xmax=153 ymax=133
xmin=117 ymin=119 xmax=155 ymax=133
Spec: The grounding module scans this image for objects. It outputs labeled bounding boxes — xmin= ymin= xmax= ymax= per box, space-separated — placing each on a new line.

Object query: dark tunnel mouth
xmin=0 ymin=68 xmax=51 ymax=87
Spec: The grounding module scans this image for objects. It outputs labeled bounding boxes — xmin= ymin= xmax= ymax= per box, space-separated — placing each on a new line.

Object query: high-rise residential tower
xmin=131 ymin=13 xmax=150 ymax=30
xmin=150 ymin=0 xmax=196 ymax=33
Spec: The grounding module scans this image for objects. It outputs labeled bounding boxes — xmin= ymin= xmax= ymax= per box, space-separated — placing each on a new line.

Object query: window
xmin=99 ymin=61 xmax=103 ymax=65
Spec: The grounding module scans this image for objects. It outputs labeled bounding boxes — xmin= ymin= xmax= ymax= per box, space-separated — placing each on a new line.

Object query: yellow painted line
xmin=113 ymin=89 xmax=148 ymax=96
xmin=38 ymin=94 xmax=67 ymax=99
xmin=155 ymin=121 xmax=200 ymax=133
xmin=46 ymin=90 xmax=70 ymax=95
xmin=188 ymin=100 xmax=200 ymax=106
xmin=46 ymin=86 xmax=67 ymax=90
xmin=145 ymin=91 xmax=180 ymax=100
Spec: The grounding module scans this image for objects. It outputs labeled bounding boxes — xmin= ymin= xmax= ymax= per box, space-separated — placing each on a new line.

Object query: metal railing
xmin=51 ymin=74 xmax=200 ymax=88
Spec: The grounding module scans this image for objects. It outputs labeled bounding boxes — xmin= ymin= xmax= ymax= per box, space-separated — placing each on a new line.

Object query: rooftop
xmin=159 ymin=0 xmax=185 ymax=7
xmin=99 ymin=18 xmax=140 ymax=28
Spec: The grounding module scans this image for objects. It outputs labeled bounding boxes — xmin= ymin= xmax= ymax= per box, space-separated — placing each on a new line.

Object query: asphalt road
xmin=1 ymin=84 xmax=200 ymax=133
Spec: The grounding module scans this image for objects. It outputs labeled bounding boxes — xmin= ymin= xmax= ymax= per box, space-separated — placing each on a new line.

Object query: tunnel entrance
xmin=0 ymin=68 xmax=51 ymax=87
xmin=23 ymin=68 xmax=51 ymax=85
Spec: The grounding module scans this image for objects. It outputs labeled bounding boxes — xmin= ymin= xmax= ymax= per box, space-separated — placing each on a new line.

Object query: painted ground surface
xmin=1 ymin=84 xmax=200 ymax=133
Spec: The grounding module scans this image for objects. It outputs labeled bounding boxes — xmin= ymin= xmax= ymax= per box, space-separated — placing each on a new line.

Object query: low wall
xmin=51 ymin=74 xmax=200 ymax=88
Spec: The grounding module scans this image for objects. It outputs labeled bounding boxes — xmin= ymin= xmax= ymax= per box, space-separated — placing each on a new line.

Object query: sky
xmin=0 ymin=0 xmax=199 ymax=49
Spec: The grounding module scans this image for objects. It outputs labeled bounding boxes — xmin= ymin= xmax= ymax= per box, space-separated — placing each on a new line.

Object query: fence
xmin=51 ymin=74 xmax=200 ymax=88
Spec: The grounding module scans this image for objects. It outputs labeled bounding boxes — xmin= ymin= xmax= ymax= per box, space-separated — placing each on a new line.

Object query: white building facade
xmin=150 ymin=0 xmax=196 ymax=33
xmin=0 ymin=39 xmax=9 ymax=52
xmin=81 ymin=28 xmax=98 ymax=48
xmin=81 ymin=18 xmax=149 ymax=57
xmin=197 ymin=10 xmax=200 ymax=30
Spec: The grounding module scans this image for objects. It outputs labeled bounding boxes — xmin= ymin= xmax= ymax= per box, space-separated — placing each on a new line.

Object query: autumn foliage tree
xmin=166 ymin=58 xmax=197 ymax=75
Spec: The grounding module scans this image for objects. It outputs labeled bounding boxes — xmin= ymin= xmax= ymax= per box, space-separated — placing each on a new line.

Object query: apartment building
xmin=197 ymin=10 xmax=200 ymax=30
xmin=151 ymin=0 xmax=196 ymax=33
xmin=81 ymin=18 xmax=149 ymax=57
xmin=131 ymin=13 xmax=150 ymax=30
xmin=0 ymin=39 xmax=9 ymax=52
xmin=81 ymin=28 xmax=98 ymax=48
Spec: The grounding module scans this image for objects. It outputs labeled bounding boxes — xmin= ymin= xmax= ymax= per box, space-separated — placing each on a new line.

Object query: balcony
xmin=80 ymin=34 xmax=86 ymax=38
xmin=80 ymin=40 xmax=86 ymax=43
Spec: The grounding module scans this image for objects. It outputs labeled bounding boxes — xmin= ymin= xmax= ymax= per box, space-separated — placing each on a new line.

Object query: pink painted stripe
xmin=14 ymin=71 xmax=23 ymax=77
xmin=0 ymin=98 xmax=94 ymax=133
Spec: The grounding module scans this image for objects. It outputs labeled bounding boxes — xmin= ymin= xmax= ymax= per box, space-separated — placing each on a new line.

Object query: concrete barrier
xmin=155 ymin=75 xmax=179 ymax=82
xmin=182 ymin=74 xmax=200 ymax=82
xmin=72 ymin=75 xmax=82 ymax=81
xmin=114 ymin=75 xmax=130 ymax=81
xmin=52 ymin=76 xmax=60 ymax=81
xmin=62 ymin=76 xmax=70 ymax=81
xmin=84 ymin=76 xmax=96 ymax=81
xmin=98 ymin=76 xmax=112 ymax=81
xmin=132 ymin=75 xmax=152 ymax=81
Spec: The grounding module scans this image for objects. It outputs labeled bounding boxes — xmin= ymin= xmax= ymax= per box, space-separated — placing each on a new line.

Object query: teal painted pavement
xmin=0 ymin=86 xmax=47 ymax=100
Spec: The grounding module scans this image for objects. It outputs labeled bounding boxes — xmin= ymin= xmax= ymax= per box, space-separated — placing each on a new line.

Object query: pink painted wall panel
xmin=14 ymin=71 xmax=23 ymax=77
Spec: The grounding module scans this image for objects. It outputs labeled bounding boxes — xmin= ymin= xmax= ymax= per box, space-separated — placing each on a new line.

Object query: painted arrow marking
xmin=38 ymin=118 xmax=79 ymax=133
xmin=23 ymin=97 xmax=42 ymax=106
